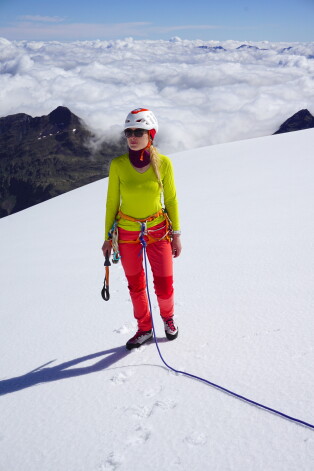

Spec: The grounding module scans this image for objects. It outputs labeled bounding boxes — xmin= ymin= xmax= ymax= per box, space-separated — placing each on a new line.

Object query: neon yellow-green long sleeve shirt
xmin=105 ymin=153 xmax=180 ymax=239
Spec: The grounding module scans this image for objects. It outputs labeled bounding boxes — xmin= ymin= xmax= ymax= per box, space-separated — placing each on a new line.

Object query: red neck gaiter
xmin=128 ymin=148 xmax=151 ymax=168
xmin=128 ymin=130 xmax=155 ymax=168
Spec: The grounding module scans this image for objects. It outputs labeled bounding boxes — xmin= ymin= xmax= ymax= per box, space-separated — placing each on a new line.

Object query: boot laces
xmin=165 ymin=318 xmax=176 ymax=331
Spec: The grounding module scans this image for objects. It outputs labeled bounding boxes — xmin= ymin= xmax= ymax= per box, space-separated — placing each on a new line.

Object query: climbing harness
xmin=107 ymin=208 xmax=172 ymax=264
xmin=117 ymin=208 xmax=172 ymax=245
xmin=139 ymin=237 xmax=314 ymax=431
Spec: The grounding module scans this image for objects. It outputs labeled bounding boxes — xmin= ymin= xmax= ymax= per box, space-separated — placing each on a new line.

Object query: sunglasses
xmin=124 ymin=129 xmax=148 ymax=138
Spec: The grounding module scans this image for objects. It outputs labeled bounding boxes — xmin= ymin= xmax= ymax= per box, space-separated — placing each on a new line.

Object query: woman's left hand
xmin=171 ymin=234 xmax=182 ymax=258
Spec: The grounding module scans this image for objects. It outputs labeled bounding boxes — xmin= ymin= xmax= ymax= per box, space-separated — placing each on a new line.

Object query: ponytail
xmin=149 ymin=143 xmax=163 ymax=190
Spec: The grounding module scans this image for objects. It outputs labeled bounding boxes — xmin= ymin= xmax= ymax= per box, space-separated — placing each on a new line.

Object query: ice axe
xmin=101 ymin=251 xmax=111 ymax=301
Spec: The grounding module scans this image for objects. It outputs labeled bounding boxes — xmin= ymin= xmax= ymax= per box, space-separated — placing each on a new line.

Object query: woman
xmin=102 ymin=108 xmax=182 ymax=350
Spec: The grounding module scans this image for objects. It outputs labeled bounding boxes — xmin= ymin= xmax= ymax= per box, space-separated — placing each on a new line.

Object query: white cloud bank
xmin=0 ymin=37 xmax=313 ymax=152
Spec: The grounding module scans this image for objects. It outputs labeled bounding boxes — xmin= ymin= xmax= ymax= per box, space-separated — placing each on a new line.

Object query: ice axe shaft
xmin=101 ymin=251 xmax=111 ymax=301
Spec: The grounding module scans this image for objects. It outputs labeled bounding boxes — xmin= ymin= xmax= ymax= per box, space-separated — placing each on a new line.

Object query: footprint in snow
xmin=152 ymin=399 xmax=177 ymax=412
xmin=113 ymin=324 xmax=133 ymax=335
xmin=124 ymin=399 xmax=177 ymax=420
xmin=124 ymin=404 xmax=153 ymax=419
xmin=98 ymin=451 xmax=123 ymax=470
xmin=184 ymin=432 xmax=207 ymax=446
xmin=110 ymin=370 xmax=134 ymax=385
xmin=140 ymin=385 xmax=162 ymax=398
xmin=126 ymin=425 xmax=151 ymax=446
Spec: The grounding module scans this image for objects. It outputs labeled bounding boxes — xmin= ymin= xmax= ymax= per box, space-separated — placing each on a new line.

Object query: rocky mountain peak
xmin=274 ymin=109 xmax=314 ymax=134
xmin=48 ymin=106 xmax=78 ymax=127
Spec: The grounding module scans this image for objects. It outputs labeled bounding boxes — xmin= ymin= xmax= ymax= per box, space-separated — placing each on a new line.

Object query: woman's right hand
xmin=102 ymin=240 xmax=112 ymax=258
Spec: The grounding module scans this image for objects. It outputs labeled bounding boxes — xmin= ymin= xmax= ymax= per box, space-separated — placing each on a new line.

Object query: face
xmin=125 ymin=128 xmax=149 ymax=151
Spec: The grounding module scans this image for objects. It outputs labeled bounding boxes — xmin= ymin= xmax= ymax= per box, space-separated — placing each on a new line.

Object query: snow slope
xmin=1 ymin=129 xmax=314 ymax=470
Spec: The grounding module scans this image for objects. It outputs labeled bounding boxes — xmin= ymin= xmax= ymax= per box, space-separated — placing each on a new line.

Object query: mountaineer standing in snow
xmin=102 ymin=108 xmax=181 ymax=350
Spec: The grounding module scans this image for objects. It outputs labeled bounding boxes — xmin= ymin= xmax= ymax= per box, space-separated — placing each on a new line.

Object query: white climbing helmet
xmin=124 ymin=108 xmax=158 ymax=133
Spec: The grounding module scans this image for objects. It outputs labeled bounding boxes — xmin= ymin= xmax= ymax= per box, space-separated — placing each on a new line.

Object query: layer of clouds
xmin=0 ymin=37 xmax=313 ymax=153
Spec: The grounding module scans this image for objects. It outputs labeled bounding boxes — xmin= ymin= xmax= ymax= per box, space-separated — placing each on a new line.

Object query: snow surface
xmin=1 ymin=130 xmax=314 ymax=470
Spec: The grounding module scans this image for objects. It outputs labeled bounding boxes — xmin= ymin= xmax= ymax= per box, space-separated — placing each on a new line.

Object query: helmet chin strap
xmin=140 ymin=136 xmax=153 ymax=161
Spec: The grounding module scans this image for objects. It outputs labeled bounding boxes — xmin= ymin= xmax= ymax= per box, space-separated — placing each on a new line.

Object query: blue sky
xmin=0 ymin=0 xmax=313 ymax=42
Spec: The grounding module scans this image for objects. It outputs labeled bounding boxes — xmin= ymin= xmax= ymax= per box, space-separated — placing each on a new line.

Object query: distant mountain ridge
xmin=0 ymin=107 xmax=313 ymax=218
xmin=0 ymin=106 xmax=125 ymax=218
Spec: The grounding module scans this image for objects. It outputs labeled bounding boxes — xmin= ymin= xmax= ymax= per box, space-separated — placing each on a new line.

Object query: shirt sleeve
xmin=162 ymin=158 xmax=180 ymax=232
xmin=105 ymin=159 xmax=120 ymax=240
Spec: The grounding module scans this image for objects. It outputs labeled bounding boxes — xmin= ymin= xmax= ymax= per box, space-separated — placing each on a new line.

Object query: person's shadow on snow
xmin=0 ymin=339 xmax=167 ymax=396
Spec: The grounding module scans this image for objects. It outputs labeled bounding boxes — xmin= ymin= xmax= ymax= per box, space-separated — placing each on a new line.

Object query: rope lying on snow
xmin=141 ymin=240 xmax=314 ymax=431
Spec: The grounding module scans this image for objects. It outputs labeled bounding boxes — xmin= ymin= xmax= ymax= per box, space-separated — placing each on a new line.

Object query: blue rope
xmin=140 ymin=238 xmax=314 ymax=431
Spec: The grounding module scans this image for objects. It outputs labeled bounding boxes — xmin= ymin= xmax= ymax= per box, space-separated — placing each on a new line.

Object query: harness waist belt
xmin=117 ymin=209 xmax=164 ymax=224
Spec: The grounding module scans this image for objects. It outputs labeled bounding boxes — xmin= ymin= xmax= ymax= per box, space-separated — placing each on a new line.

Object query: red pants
xmin=118 ymin=222 xmax=174 ymax=331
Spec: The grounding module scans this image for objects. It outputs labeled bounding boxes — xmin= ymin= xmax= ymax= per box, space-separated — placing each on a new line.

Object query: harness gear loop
xmin=108 ymin=221 xmax=121 ymax=264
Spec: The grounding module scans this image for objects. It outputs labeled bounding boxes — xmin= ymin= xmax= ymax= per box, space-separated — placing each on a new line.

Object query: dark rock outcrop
xmin=274 ymin=109 xmax=314 ymax=135
xmin=0 ymin=106 xmax=125 ymax=217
